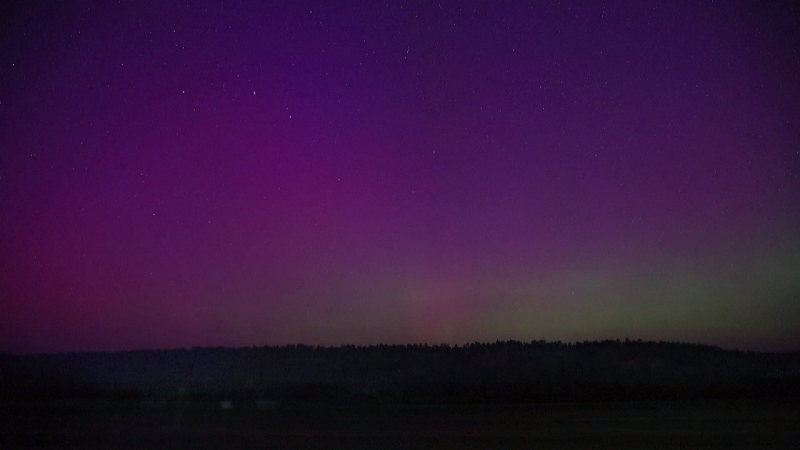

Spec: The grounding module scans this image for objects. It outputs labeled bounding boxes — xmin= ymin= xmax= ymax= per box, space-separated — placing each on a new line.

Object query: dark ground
xmin=1 ymin=400 xmax=798 ymax=449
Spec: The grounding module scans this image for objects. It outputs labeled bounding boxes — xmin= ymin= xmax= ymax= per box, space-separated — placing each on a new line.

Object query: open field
xmin=1 ymin=400 xmax=798 ymax=449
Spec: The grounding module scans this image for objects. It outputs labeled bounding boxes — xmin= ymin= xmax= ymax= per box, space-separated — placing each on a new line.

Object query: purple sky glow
xmin=1 ymin=1 xmax=799 ymax=353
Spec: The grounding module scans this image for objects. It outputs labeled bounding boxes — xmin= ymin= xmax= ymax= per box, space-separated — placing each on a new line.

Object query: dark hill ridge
xmin=2 ymin=340 xmax=799 ymax=404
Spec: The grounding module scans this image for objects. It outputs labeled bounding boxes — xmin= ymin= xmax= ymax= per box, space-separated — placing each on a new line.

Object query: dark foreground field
xmin=1 ymin=401 xmax=798 ymax=449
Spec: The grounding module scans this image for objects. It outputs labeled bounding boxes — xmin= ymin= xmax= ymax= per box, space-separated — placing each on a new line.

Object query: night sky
xmin=2 ymin=1 xmax=799 ymax=354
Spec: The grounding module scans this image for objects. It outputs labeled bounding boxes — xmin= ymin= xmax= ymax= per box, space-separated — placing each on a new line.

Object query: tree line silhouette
xmin=2 ymin=340 xmax=798 ymax=404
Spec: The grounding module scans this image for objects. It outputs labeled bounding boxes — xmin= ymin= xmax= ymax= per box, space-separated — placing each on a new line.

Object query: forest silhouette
xmin=2 ymin=340 xmax=798 ymax=405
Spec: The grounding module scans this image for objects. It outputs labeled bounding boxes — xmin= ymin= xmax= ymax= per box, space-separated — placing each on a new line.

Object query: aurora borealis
xmin=1 ymin=1 xmax=798 ymax=354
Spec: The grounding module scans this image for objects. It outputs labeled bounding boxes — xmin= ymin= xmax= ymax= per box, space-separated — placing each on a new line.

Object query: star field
xmin=1 ymin=1 xmax=798 ymax=353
